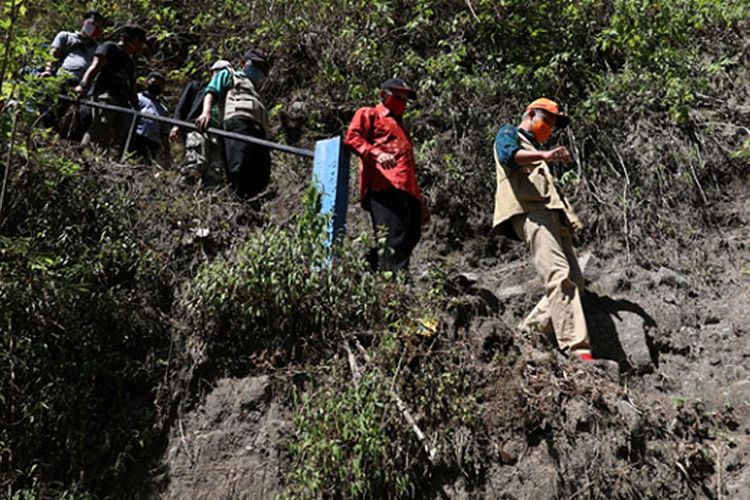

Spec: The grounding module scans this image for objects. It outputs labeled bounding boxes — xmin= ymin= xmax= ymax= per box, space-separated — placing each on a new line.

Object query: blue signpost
xmin=312 ymin=136 xmax=351 ymax=248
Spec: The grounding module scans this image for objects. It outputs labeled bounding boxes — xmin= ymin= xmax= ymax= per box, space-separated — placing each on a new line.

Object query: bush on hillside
xmin=177 ymin=188 xmax=399 ymax=374
xmin=285 ymin=321 xmax=483 ymax=499
xmin=0 ymin=151 xmax=172 ymax=495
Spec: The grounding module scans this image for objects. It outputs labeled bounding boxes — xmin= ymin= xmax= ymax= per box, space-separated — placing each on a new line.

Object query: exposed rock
xmin=458 ymin=271 xmax=481 ymax=286
xmin=163 ymin=376 xmax=291 ymax=500
xmin=565 ymin=400 xmax=595 ymax=433
xmin=487 ymin=444 xmax=559 ymax=499
xmin=725 ymin=436 xmax=750 ymax=499
xmin=651 ymin=267 xmax=690 ymax=289
xmin=596 ymin=270 xmax=632 ymax=295
xmin=495 ymin=284 xmax=528 ymax=301
xmin=592 ymin=358 xmax=622 ymax=382
xmin=579 ymin=251 xmax=603 ymax=283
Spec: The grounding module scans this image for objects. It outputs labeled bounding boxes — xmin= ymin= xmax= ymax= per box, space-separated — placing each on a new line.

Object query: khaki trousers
xmin=512 ymin=210 xmax=591 ymax=353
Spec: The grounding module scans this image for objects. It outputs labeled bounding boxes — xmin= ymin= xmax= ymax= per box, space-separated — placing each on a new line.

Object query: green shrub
xmin=287 ymin=369 xmax=412 ymax=499
xmin=178 ymin=188 xmax=391 ymax=372
xmin=0 ymin=153 xmax=171 ymax=495
xmin=286 ymin=318 xmax=483 ymax=499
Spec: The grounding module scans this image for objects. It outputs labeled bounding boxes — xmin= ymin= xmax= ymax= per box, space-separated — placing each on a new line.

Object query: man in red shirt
xmin=345 ymin=79 xmax=427 ymax=272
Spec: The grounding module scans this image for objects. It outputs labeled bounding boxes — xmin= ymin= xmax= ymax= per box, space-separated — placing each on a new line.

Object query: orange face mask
xmin=530 ymin=119 xmax=552 ymax=143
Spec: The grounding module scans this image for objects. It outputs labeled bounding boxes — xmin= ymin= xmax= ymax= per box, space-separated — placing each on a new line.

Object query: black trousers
xmin=129 ymin=135 xmax=161 ymax=164
xmin=367 ymin=188 xmax=422 ymax=272
xmin=42 ymin=78 xmax=90 ymax=141
xmin=223 ymin=117 xmax=271 ymax=199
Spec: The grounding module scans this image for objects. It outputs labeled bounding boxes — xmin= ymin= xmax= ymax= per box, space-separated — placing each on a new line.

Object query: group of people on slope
xmin=44 ymin=12 xmax=155 ymax=157
xmin=43 ymin=10 xmax=593 ymax=362
xmin=42 ymin=11 xmax=273 ymax=198
xmin=347 ymin=82 xmax=593 ymax=362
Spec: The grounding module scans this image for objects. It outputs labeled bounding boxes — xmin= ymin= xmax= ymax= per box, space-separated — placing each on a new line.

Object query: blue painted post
xmin=312 ymin=136 xmax=351 ymax=248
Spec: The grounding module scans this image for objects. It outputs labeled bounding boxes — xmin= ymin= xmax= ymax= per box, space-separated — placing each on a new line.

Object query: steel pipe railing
xmin=58 ymin=95 xmax=316 ymax=161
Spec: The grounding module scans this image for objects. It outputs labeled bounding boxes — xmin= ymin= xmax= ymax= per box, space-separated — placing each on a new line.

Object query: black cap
xmin=120 ymin=25 xmax=147 ymax=43
xmin=82 ymin=10 xmax=108 ymax=25
xmin=381 ymin=78 xmax=417 ymax=99
xmin=243 ymin=49 xmax=271 ymax=66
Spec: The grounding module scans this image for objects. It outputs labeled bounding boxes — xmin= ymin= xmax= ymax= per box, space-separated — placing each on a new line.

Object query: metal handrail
xmin=58 ymin=94 xmax=316 ymax=160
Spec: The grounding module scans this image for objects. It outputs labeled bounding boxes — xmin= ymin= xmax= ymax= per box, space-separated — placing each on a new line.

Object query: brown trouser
xmin=512 ymin=209 xmax=591 ymax=354
xmin=81 ymin=93 xmax=133 ymax=159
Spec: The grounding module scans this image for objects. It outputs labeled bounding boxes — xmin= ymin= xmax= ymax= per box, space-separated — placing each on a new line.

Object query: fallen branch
xmin=0 ymin=107 xmax=19 ymax=229
xmin=348 ymin=338 xmax=438 ymax=465
xmin=342 ymin=339 xmax=362 ymax=385
xmin=465 ymin=0 xmax=481 ymax=23
xmin=178 ymin=417 xmax=196 ymax=465
xmin=711 ymin=444 xmax=722 ymax=500
xmin=688 ymin=148 xmax=709 ymax=206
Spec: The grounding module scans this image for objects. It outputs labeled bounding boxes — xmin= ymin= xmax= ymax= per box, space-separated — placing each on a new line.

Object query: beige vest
xmin=222 ymin=71 xmax=269 ymax=134
xmin=492 ymin=132 xmax=576 ymax=237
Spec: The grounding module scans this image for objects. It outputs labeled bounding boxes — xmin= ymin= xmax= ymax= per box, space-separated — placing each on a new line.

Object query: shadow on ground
xmin=584 ymin=292 xmax=658 ymax=372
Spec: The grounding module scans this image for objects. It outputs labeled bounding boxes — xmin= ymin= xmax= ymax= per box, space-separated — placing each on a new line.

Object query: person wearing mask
xmin=345 ymin=78 xmax=429 ymax=273
xmin=195 ymin=50 xmax=271 ymax=198
xmin=40 ymin=10 xmax=107 ymax=138
xmin=171 ymin=60 xmax=232 ymax=184
xmin=492 ymin=98 xmax=591 ymax=361
xmin=130 ymin=72 xmax=170 ymax=164
xmin=42 ymin=10 xmax=107 ymax=83
xmin=76 ymin=25 xmax=147 ymax=158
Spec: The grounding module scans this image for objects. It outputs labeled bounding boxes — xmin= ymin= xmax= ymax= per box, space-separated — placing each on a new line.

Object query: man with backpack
xmin=195 ymin=50 xmax=271 ymax=198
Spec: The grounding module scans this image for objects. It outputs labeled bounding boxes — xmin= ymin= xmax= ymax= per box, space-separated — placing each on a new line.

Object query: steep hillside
xmin=1 ymin=0 xmax=749 ymax=498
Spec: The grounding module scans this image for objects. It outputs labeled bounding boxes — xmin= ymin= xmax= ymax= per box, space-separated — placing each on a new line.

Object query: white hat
xmin=210 ymin=60 xmax=232 ymax=71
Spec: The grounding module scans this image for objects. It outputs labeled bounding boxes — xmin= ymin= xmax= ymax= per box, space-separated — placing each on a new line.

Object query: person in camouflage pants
xmin=170 ymin=60 xmax=232 ymax=185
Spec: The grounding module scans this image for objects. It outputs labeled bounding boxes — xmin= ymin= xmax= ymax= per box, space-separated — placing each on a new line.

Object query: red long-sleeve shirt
xmin=345 ymin=103 xmax=421 ymax=207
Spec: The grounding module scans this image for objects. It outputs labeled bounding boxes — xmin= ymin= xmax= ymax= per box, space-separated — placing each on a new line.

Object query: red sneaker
xmin=577 ymin=352 xmax=594 ymax=362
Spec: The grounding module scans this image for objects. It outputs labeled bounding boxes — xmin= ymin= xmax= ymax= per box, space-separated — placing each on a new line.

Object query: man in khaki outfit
xmin=492 ymin=98 xmax=592 ymax=361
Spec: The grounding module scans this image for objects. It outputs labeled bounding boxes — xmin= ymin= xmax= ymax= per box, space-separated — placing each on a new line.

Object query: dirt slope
xmin=156 ymin=169 xmax=749 ymax=498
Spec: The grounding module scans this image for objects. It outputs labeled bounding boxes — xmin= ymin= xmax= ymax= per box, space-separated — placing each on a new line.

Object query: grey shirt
xmin=51 ymin=31 xmax=98 ymax=80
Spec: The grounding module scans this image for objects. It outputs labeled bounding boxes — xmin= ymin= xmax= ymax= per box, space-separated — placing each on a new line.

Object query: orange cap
xmin=526 ymin=97 xmax=570 ymax=128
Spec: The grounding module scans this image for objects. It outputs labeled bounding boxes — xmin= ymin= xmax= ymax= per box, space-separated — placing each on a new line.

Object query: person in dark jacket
xmin=171 ymin=60 xmax=231 ymax=184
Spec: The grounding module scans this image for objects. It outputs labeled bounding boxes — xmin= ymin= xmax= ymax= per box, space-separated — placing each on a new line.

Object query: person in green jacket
xmin=195 ymin=49 xmax=271 ymax=199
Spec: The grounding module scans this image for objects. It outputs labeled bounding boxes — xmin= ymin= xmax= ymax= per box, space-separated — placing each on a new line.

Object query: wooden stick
xmin=351 ymin=339 xmax=438 ymax=465
xmin=343 ymin=340 xmax=362 ymax=385
xmin=0 ymin=108 xmax=19 ymax=229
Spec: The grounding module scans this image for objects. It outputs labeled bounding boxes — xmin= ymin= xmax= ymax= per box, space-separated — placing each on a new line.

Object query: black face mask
xmin=147 ymin=84 xmax=163 ymax=96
